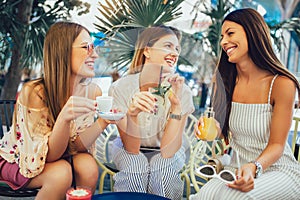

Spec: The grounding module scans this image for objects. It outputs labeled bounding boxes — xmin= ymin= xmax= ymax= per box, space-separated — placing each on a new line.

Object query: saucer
xmin=97 ymin=112 xmax=125 ymax=120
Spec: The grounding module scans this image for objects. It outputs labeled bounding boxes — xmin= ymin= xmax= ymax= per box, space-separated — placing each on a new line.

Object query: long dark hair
xmin=213 ymin=8 xmax=300 ymax=141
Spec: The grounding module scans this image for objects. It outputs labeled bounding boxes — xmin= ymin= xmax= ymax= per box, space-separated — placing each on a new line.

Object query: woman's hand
xmin=194 ymin=116 xmax=204 ymax=138
xmin=194 ymin=116 xmax=222 ymax=140
xmin=58 ymin=96 xmax=96 ymax=122
xmin=128 ymin=91 xmax=157 ymax=116
xmin=165 ymin=73 xmax=184 ymax=106
xmin=227 ymin=163 xmax=255 ymax=192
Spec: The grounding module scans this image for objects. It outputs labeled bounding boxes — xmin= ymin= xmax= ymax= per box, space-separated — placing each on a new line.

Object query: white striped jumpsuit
xmin=190 ymin=75 xmax=300 ymax=199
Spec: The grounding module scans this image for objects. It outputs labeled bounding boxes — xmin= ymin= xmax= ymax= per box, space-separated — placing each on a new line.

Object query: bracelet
xmin=169 ymin=112 xmax=182 ymax=120
xmin=249 ymin=160 xmax=263 ymax=178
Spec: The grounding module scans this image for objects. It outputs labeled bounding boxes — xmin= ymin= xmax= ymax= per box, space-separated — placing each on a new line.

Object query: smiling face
xmin=143 ymin=34 xmax=180 ymax=74
xmin=220 ymin=20 xmax=250 ymax=64
xmin=71 ymin=30 xmax=98 ymax=79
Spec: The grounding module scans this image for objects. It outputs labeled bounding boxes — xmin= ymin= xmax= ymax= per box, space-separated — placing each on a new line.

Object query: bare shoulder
xmin=18 ymin=80 xmax=46 ymax=109
xmin=273 ymin=75 xmax=295 ymax=91
xmin=272 ymin=75 xmax=296 ymax=102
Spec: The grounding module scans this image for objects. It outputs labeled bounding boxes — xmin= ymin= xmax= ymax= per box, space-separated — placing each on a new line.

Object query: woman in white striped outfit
xmin=109 ymin=25 xmax=194 ymax=199
xmin=190 ymin=8 xmax=300 ymax=200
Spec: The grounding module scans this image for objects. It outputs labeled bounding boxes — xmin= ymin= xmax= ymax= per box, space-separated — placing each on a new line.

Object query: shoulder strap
xmin=268 ymin=74 xmax=279 ymax=104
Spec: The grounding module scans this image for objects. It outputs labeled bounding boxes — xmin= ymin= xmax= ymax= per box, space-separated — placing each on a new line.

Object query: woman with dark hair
xmin=109 ymin=25 xmax=194 ymax=199
xmin=0 ymin=21 xmax=112 ymax=199
xmin=191 ymin=8 xmax=300 ymax=199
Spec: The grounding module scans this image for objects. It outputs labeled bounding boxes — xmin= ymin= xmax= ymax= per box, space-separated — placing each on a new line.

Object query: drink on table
xmin=66 ymin=187 xmax=92 ymax=200
xmin=196 ymin=107 xmax=218 ymax=141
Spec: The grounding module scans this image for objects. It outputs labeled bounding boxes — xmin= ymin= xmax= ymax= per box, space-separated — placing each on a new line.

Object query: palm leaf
xmin=94 ymin=0 xmax=185 ymax=71
xmin=268 ymin=17 xmax=300 ymax=52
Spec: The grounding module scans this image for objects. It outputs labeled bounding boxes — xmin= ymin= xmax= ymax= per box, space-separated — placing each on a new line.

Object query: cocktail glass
xmin=196 ymin=107 xmax=218 ymax=141
xmin=148 ymin=87 xmax=165 ymax=116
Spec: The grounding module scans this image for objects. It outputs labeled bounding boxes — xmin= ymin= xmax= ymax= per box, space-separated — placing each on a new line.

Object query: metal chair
xmin=179 ymin=114 xmax=199 ymax=199
xmin=189 ymin=139 xmax=228 ymax=193
xmin=94 ymin=114 xmax=199 ymax=199
xmin=0 ymin=100 xmax=16 ymax=138
xmin=0 ymin=99 xmax=39 ymax=197
xmin=292 ymin=116 xmax=300 ymax=161
xmin=94 ymin=124 xmax=119 ymax=193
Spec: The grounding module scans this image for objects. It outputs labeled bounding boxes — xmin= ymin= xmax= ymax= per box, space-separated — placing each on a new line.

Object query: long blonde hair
xmin=41 ymin=21 xmax=89 ymax=122
xmin=129 ymin=25 xmax=181 ymax=74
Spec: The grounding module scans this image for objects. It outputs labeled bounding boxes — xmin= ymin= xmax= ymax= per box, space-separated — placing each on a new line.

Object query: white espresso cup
xmin=96 ymin=96 xmax=113 ymax=112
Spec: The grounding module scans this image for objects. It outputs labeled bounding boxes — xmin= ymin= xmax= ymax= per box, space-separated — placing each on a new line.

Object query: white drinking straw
xmin=236 ymin=150 xmax=241 ymax=179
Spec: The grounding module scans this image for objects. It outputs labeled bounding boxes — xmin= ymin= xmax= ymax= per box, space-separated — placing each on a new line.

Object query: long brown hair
xmin=213 ymin=8 xmax=300 ymax=141
xmin=37 ymin=21 xmax=89 ymax=122
xmin=129 ymin=25 xmax=181 ymax=74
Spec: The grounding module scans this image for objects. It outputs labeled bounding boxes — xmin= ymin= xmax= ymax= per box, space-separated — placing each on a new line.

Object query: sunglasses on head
xmin=196 ymin=164 xmax=236 ymax=184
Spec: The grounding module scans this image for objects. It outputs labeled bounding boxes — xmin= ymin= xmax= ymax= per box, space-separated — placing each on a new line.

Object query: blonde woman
xmin=0 ymin=22 xmax=111 ymax=199
xmin=109 ymin=25 xmax=194 ymax=200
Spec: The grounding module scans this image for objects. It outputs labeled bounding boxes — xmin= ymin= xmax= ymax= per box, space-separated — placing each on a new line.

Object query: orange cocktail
xmin=196 ymin=107 xmax=218 ymax=141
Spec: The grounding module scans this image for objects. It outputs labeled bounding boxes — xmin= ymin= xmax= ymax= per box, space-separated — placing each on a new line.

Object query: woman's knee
xmin=150 ymin=150 xmax=185 ymax=172
xmin=48 ymin=159 xmax=73 ymax=185
xmin=29 ymin=159 xmax=72 ymax=189
xmin=73 ymin=153 xmax=99 ymax=182
xmin=113 ymin=148 xmax=148 ymax=172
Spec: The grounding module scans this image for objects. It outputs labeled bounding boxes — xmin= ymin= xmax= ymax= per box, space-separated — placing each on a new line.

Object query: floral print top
xmin=0 ymin=101 xmax=95 ymax=178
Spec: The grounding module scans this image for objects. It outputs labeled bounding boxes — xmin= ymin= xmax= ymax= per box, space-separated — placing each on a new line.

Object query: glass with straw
xmin=196 ymin=82 xmax=218 ymax=141
xmin=148 ymin=66 xmax=171 ymax=115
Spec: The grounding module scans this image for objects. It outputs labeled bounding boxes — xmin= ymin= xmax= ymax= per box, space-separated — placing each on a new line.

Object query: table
xmin=92 ymin=192 xmax=170 ymax=200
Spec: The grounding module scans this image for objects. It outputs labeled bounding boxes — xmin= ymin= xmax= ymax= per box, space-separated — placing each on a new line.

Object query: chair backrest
xmin=189 ymin=139 xmax=227 ymax=192
xmin=0 ymin=99 xmax=39 ymax=197
xmin=292 ymin=116 xmax=300 ymax=161
xmin=0 ymin=100 xmax=16 ymax=138
xmin=94 ymin=124 xmax=119 ymax=164
xmin=182 ymin=114 xmax=199 ymax=165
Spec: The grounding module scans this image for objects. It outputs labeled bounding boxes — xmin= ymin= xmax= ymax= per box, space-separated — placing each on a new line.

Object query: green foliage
xmin=151 ymin=85 xmax=171 ymax=97
xmin=0 ymin=0 xmax=90 ymax=71
xmin=94 ymin=0 xmax=185 ymax=71
xmin=192 ymin=0 xmax=300 ymax=59
xmin=192 ymin=0 xmax=234 ymax=62
xmin=267 ymin=17 xmax=300 ymax=52
xmin=0 ymin=0 xmax=90 ymax=99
